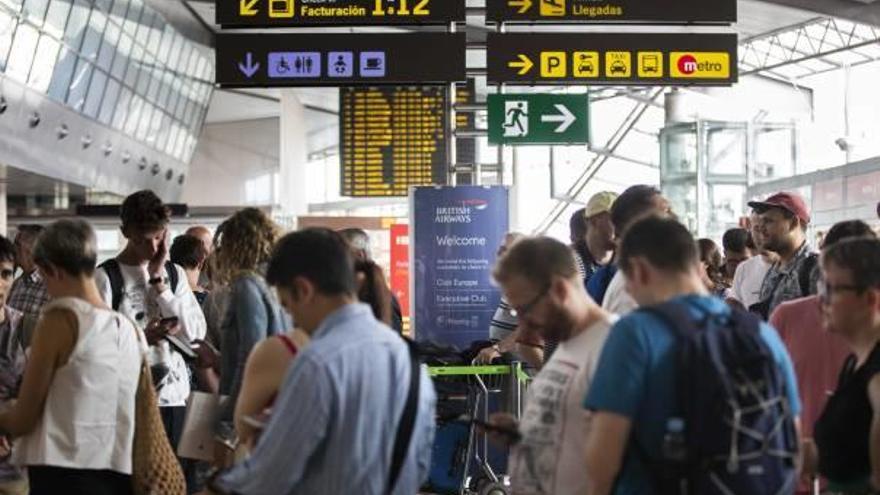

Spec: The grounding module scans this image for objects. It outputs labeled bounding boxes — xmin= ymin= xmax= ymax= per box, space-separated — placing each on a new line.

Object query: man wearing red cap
xmin=747 ymin=191 xmax=819 ymax=319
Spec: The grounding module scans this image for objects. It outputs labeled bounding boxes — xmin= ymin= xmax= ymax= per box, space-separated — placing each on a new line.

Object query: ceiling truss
xmin=740 ymin=17 xmax=880 ymax=80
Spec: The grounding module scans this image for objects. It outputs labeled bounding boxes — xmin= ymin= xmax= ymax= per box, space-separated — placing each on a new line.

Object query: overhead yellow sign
xmin=670 ymin=52 xmax=730 ymax=79
xmin=488 ymin=33 xmax=738 ymax=86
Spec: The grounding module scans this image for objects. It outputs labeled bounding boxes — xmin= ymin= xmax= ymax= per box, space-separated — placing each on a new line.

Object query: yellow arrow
xmin=507 ymin=0 xmax=533 ymax=14
xmin=240 ymin=0 xmax=259 ymax=16
xmin=508 ymin=54 xmax=534 ymax=76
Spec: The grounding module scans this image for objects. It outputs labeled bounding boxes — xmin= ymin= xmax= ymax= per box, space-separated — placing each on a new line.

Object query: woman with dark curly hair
xmin=211 ymin=208 xmax=290 ymax=465
xmin=698 ymin=238 xmax=730 ymax=298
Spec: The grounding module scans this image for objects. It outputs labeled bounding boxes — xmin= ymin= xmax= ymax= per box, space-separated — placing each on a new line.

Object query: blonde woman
xmin=212 ymin=209 xmax=290 ymax=461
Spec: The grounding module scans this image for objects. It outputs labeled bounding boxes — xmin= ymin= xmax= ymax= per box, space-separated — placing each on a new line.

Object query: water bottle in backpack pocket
xmin=639 ymin=301 xmax=799 ymax=495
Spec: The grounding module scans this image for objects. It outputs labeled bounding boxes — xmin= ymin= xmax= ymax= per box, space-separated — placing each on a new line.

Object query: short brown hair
xmin=121 ymin=190 xmax=170 ymax=231
xmin=493 ymin=236 xmax=578 ymax=288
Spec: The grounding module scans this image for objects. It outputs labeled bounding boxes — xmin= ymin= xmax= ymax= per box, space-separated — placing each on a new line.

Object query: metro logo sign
xmin=670 ymin=52 xmax=730 ymax=79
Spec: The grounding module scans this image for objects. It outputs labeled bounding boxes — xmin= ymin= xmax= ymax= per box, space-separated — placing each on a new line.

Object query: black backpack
xmin=638 ymin=301 xmax=798 ymax=495
xmin=99 ymin=259 xmax=179 ymax=311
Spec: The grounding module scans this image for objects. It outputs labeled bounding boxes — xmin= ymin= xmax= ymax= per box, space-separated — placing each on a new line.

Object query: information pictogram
xmin=670 ymin=52 xmax=730 ymax=79
xmin=328 ymin=51 xmax=354 ymax=77
xmin=540 ymin=52 xmax=567 ymax=77
xmin=637 ymin=52 xmax=663 ymax=78
xmin=539 ymin=0 xmax=565 ymax=16
xmin=268 ymin=0 xmax=294 ymax=17
xmin=572 ymin=52 xmax=599 ymax=78
xmin=488 ymin=94 xmax=589 ymax=145
xmin=605 ymin=51 xmax=631 ymax=78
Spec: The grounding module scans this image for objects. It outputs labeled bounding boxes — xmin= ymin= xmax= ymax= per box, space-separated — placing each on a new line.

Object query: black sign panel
xmin=486 ymin=0 xmax=735 ymax=24
xmin=340 ymin=87 xmax=448 ymax=197
xmin=488 ymin=33 xmax=737 ymax=86
xmin=455 ymin=79 xmax=477 ymax=167
xmin=217 ymin=0 xmax=465 ymax=28
xmin=216 ymin=33 xmax=467 ymax=87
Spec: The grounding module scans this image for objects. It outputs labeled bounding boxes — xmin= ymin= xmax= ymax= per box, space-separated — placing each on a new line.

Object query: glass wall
xmin=0 ymin=0 xmax=213 ymax=163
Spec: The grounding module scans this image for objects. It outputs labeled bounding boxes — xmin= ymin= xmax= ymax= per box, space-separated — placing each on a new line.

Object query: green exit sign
xmin=488 ymin=93 xmax=589 ymax=145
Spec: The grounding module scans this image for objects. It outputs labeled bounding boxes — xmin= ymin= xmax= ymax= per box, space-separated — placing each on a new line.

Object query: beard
xmin=538 ymin=303 xmax=577 ymax=343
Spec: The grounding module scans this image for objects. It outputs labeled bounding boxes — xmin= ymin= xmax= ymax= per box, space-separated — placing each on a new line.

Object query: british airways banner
xmin=411 ymin=186 xmax=510 ymax=348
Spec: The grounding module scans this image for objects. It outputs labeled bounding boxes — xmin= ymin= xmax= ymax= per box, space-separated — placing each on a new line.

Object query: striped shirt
xmin=217 ymin=303 xmax=436 ymax=495
xmin=489 ymin=299 xmax=518 ymax=341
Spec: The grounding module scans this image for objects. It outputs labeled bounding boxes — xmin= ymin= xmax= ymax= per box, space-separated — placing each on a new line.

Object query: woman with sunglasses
xmin=803 ymin=235 xmax=880 ymax=494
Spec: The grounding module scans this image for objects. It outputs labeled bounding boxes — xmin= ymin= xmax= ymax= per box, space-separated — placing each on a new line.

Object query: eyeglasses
xmin=817 ymin=280 xmax=865 ymax=304
xmin=510 ymin=284 xmax=551 ymax=319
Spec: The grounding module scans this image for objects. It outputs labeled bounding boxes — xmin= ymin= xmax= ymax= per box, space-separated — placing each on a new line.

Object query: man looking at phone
xmin=484 ymin=236 xmax=616 ymax=495
xmin=94 ymin=190 xmax=207 ymax=456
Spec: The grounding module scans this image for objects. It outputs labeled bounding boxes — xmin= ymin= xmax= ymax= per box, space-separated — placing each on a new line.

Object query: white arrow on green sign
xmin=488 ymin=93 xmax=589 ymax=145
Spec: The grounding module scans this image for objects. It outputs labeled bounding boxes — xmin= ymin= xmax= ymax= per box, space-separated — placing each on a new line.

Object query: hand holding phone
xmin=465 ymin=413 xmax=522 ymax=445
xmin=145 ymin=317 xmax=177 ymax=346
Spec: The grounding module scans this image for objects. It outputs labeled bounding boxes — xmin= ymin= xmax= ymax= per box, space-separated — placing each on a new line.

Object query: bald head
xmin=186 ymin=226 xmax=213 ymax=256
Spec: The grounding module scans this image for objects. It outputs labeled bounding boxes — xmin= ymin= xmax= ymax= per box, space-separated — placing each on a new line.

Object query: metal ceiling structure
xmin=740 ymin=17 xmax=880 ymax=80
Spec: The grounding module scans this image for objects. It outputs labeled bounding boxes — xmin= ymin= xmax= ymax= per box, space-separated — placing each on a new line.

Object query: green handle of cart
xmin=515 ymin=362 xmax=531 ymax=383
xmin=426 ymin=363 xmax=532 ymax=384
xmin=427 ymin=365 xmax=511 ymax=376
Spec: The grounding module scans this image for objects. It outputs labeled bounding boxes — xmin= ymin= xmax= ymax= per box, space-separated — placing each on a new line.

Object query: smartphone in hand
xmin=463 ymin=415 xmax=522 ymax=444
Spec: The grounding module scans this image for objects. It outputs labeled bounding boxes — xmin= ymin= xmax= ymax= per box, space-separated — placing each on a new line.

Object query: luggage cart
xmin=426 ymin=363 xmax=531 ymax=495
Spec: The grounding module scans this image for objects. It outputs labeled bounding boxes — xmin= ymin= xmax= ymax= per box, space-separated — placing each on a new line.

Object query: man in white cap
xmin=580 ymin=191 xmax=617 ymax=282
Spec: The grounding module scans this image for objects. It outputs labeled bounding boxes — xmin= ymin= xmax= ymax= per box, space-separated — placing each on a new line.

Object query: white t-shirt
xmin=95 ymin=262 xmax=207 ymax=407
xmin=601 ymin=271 xmax=638 ymax=316
xmin=508 ymin=315 xmax=616 ymax=495
xmin=730 ymin=256 xmax=772 ymax=310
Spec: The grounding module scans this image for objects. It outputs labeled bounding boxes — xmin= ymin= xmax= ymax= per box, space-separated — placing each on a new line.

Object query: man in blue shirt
xmin=583 ymin=217 xmax=801 ymax=495
xmin=209 ymin=228 xmax=436 ymax=495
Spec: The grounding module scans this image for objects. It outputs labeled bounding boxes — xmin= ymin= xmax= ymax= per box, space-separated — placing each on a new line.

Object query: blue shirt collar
xmin=311 ymin=302 xmax=374 ymax=340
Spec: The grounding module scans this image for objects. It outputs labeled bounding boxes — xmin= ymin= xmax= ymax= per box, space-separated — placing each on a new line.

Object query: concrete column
xmin=279 ymin=89 xmax=310 ymax=225
xmin=665 ymin=88 xmax=691 ymax=124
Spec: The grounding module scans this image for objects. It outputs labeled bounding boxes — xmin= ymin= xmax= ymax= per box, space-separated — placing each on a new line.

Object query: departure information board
xmin=218 ymin=0 xmax=465 ymax=27
xmin=340 ymin=87 xmax=448 ymax=197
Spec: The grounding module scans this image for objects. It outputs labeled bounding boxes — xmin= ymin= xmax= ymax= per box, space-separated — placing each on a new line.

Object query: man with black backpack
xmin=94 ymin=190 xmax=207 ymax=455
xmin=747 ymin=192 xmax=819 ymax=319
xmin=584 ymin=216 xmax=802 ymax=495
